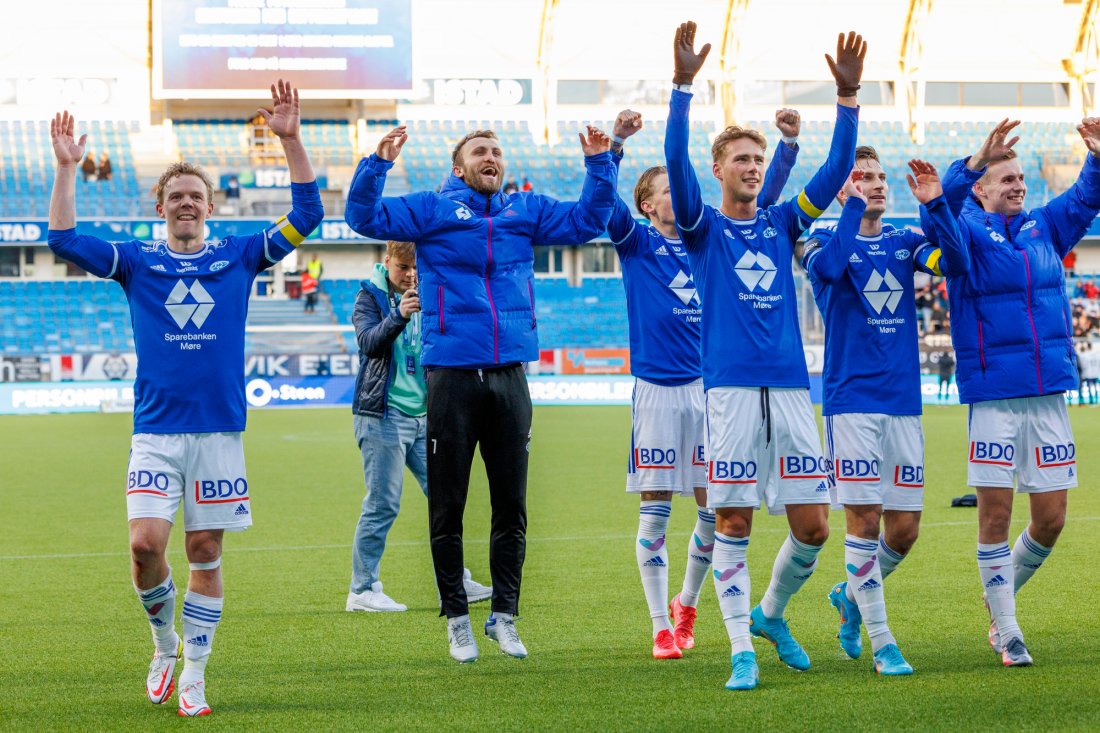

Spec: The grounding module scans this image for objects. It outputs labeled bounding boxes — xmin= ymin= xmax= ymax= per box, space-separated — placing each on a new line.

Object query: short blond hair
xmin=155 ymin=161 xmax=214 ymax=204
xmin=979 ymin=149 xmax=1019 ymax=182
xmin=855 ymin=145 xmax=880 ymax=164
xmin=633 ymin=166 xmax=667 ymax=219
xmin=712 ymin=126 xmax=767 ymax=163
xmin=452 ymin=130 xmax=499 ymax=166
xmin=386 ymin=241 xmax=416 ymax=261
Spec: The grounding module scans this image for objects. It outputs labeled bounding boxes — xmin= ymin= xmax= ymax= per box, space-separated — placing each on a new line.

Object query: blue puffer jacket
xmin=345 ymin=152 xmax=616 ymax=368
xmin=938 ymin=154 xmax=1100 ymax=403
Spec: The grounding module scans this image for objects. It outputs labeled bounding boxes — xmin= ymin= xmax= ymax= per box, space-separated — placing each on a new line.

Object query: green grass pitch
xmin=1 ymin=405 xmax=1098 ymax=731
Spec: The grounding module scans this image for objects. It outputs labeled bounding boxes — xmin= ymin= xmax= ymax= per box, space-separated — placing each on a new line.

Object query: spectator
xmin=81 ymin=151 xmax=97 ymax=182
xmin=937 ymin=350 xmax=955 ymax=401
xmin=929 ymin=300 xmax=949 ymax=334
xmin=97 ymin=152 xmax=112 ymax=182
xmin=914 ymin=282 xmax=935 ymax=334
xmin=303 ymin=252 xmax=323 ymax=313
xmin=1063 ymin=250 xmax=1077 ymax=278
xmin=503 ymin=176 xmax=519 ymax=195
xmin=225 ymin=175 xmax=241 ymax=201
xmin=521 ymin=176 xmax=533 ymax=192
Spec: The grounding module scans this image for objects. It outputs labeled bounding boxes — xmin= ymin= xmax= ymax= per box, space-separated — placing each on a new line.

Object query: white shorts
xmin=626 ymin=378 xmax=705 ymax=496
xmin=824 ymin=413 xmax=925 ymax=511
xmin=705 ymin=387 xmax=829 ymax=514
xmin=126 ymin=432 xmax=253 ymax=532
xmin=967 ymin=395 xmax=1077 ymax=493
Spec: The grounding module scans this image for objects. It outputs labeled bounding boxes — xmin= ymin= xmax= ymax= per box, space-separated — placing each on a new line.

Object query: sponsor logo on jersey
xmin=127 ymin=470 xmax=170 ymax=496
xmin=692 ymin=445 xmax=706 ymax=467
xmin=210 ymin=260 xmax=230 ymax=272
xmin=165 ymin=279 xmax=215 ymax=329
xmin=884 ymin=229 xmax=905 ymax=238
xmin=763 ymin=227 xmax=778 ymax=238
xmin=194 ymin=477 xmax=250 ymax=504
xmin=779 ymin=455 xmax=828 ymax=479
xmin=989 ymin=231 xmax=1006 ymax=244
xmin=455 ymin=206 xmax=472 ymax=220
xmin=175 ymin=263 xmax=199 ymax=273
xmin=1035 ymin=443 xmax=1075 ymax=468
xmin=739 ymin=228 xmax=757 ymax=240
xmin=836 ymin=458 xmax=880 ymax=482
xmin=150 ymin=264 xmax=167 ymax=272
xmin=849 ymin=252 xmax=862 ymax=263
xmin=969 ymin=441 xmax=1014 ymax=466
xmin=709 ymin=460 xmax=757 ymax=484
xmin=894 ymin=465 xmax=924 ymax=487
xmin=862 ymin=268 xmax=904 ymax=314
xmin=733 ymin=250 xmax=777 ymax=291
xmin=668 ymin=270 xmax=700 ymax=305
xmin=857 ymin=578 xmax=881 ymax=592
xmin=868 ymin=242 xmax=881 ymax=251
xmin=895 ymin=249 xmax=910 ymax=260
xmin=634 ymin=447 xmax=676 ymax=469
xmin=655 ymin=244 xmax=669 ymax=256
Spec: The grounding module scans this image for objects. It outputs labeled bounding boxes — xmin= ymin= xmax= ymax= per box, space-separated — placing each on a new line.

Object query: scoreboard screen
xmin=152 ymin=0 xmax=413 ymax=99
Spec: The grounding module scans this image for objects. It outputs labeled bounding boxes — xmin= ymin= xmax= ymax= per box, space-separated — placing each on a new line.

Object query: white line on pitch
xmin=5 ymin=515 xmax=1099 ymax=562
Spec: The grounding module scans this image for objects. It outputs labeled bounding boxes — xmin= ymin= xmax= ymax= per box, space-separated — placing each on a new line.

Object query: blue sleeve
xmin=1033 ymin=153 xmax=1100 ymax=258
xmin=938 ymin=157 xmax=984 ymax=219
xmin=607 ymin=150 xmax=640 ymax=257
xmin=776 ymin=104 xmax=859 ymax=235
xmin=254 ymin=181 xmax=325 ymax=272
xmin=352 ymin=288 xmax=407 ymax=358
xmin=531 ymin=151 xmax=617 ymax=246
xmin=801 ymin=198 xmax=864 ymax=283
xmin=47 ymin=228 xmax=127 ymax=282
xmin=345 ymin=154 xmax=439 ymax=241
xmin=913 ymin=194 xmax=970 ymax=277
xmin=664 ymin=89 xmax=709 ymax=248
xmin=758 ymin=141 xmax=798 ymax=210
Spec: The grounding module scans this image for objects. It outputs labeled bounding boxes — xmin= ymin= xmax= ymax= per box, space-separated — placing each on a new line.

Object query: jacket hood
xmin=439 ymin=172 xmax=509 ymax=215
xmin=368 ymin=262 xmax=389 ymax=291
xmin=962 ymin=192 xmax=1029 ymax=239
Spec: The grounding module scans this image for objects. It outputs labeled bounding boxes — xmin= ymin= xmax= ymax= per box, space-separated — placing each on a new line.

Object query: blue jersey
xmin=664 ymin=89 xmax=859 ymax=389
xmin=47 ymin=182 xmax=323 ymax=434
xmin=803 ymin=195 xmax=966 ymax=415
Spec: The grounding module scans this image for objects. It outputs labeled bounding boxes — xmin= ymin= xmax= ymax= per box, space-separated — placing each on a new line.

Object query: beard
xmin=460 ymin=161 xmax=504 ymax=196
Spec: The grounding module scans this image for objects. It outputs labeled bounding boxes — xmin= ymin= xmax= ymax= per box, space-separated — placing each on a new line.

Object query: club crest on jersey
xmin=895 ymin=249 xmax=910 ymax=260
xmin=165 ymin=280 xmax=215 ymax=329
xmin=1020 ymin=220 xmax=1036 ymax=232
xmin=210 ymin=260 xmax=230 ymax=272
xmin=455 ymin=206 xmax=472 ymax=221
xmin=733 ymin=251 xmax=777 ymax=291
xmin=862 ymin=269 xmax=904 ymax=314
xmin=763 ymin=227 xmax=778 ymax=238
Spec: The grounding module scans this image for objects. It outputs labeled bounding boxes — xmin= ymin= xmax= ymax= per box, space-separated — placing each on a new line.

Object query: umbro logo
xmin=862 ymin=269 xmax=904 ymax=314
xmin=655 ymin=245 xmax=669 ymax=256
xmin=234 ymin=503 xmax=249 ymax=516
xmin=165 ymin=279 xmax=215 ymax=329
xmin=989 ymin=231 xmax=1006 ymax=243
xmin=642 ymin=556 xmax=666 ymax=567
xmin=849 ymin=253 xmax=862 ymax=263
xmin=985 ymin=574 xmax=1008 ymax=588
xmin=857 ymin=578 xmax=881 ymax=592
xmin=187 ymin=635 xmax=210 ymax=647
xmin=734 ymin=251 xmax=777 ymax=291
xmin=721 ymin=584 xmax=745 ymax=598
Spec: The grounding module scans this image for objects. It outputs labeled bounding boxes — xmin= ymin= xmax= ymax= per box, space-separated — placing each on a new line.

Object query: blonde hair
xmin=633 ymin=166 xmax=667 ymax=219
xmin=155 ymin=161 xmax=214 ymax=204
xmin=386 ymin=241 xmax=416 ymax=261
xmin=712 ymin=126 xmax=767 ymax=163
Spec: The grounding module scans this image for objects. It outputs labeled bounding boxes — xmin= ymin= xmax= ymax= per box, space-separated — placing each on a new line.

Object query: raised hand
xmin=256 ymin=79 xmax=300 ymax=139
xmin=970 ymin=118 xmax=1021 ymax=169
xmin=376 ymin=125 xmax=409 ymax=162
xmin=673 ymin=21 xmax=711 ymax=85
xmin=775 ymin=108 xmax=801 ymax=139
xmin=50 ymin=111 xmax=87 ymax=166
xmin=1077 ymin=116 xmax=1100 ymax=156
xmin=613 ymin=109 xmax=643 ymax=141
xmin=825 ymin=31 xmax=867 ymax=97
xmin=905 ymin=159 xmax=943 ymax=204
xmin=837 ymin=169 xmax=866 ymax=206
xmin=579 ymin=125 xmax=611 ymax=156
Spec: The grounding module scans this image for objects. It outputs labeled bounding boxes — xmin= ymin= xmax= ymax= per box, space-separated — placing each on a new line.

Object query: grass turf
xmin=1 ymin=405 xmax=1098 ymax=731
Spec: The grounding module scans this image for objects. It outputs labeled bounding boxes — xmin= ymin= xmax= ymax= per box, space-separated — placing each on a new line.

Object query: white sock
xmin=712 ymin=533 xmax=751 ymax=654
xmin=136 ymin=573 xmax=178 ymax=655
xmin=680 ymin=508 xmax=716 ymax=608
xmin=846 ymin=535 xmax=907 ymax=604
xmin=636 ymin=500 xmax=672 ymax=635
xmin=759 ymin=533 xmax=823 ymax=620
xmin=978 ymin=543 xmax=1021 ymax=643
xmin=179 ymin=591 xmax=222 ymax=688
xmin=1012 ymin=530 xmax=1052 ymax=593
xmin=844 ymin=535 xmax=895 ymax=653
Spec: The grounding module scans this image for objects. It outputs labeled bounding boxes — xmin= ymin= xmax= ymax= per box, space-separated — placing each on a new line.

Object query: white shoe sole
xmin=465 ymin=588 xmax=493 ymax=603
xmin=346 ymin=602 xmax=407 ymax=612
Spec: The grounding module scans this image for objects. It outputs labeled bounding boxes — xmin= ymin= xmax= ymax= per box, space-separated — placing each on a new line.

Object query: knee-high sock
xmin=978 ymin=542 xmax=1021 ymax=643
xmin=636 ymin=500 xmax=672 ymax=635
xmin=712 ymin=533 xmax=751 ymax=654
xmin=1012 ymin=530 xmax=1052 ymax=593
xmin=759 ymin=533 xmax=823 ymax=620
xmin=679 ymin=508 xmax=716 ymax=608
xmin=136 ymin=573 xmax=177 ymax=655
xmin=179 ymin=591 xmax=223 ymax=688
xmin=846 ymin=535 xmax=906 ymax=604
xmin=844 ymin=535 xmax=895 ymax=653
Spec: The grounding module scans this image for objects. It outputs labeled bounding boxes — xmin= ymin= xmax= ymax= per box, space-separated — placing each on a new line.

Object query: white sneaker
xmin=463 ymin=568 xmax=493 ymax=604
xmin=146 ymin=636 xmax=182 ymax=704
xmin=177 ymin=680 xmax=211 ymax=717
xmin=485 ymin=614 xmax=528 ymax=659
xmin=448 ymin=615 xmax=479 ymax=663
xmin=346 ymin=581 xmax=407 ymax=612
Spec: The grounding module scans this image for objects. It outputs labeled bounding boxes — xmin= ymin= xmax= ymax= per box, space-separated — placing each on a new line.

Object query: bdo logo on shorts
xmin=194 ymin=477 xmax=250 ymax=504
xmin=969 ymin=441 xmax=1014 ymax=466
xmin=1035 ymin=443 xmax=1075 ymax=468
xmin=893 ymin=465 xmax=924 ymax=487
xmin=128 ymin=471 xmax=170 ymax=497
xmin=634 ymin=448 xmax=676 ymax=470
xmin=835 ymin=458 xmax=880 ymax=482
xmin=692 ymin=445 xmax=706 ymax=467
xmin=780 ymin=456 xmax=828 ymax=480
xmin=709 ymin=460 xmax=757 ymax=484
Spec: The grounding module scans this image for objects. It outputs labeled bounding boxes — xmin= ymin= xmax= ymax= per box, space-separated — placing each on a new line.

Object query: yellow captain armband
xmin=796 ymin=190 xmax=825 ymax=220
xmin=924 ymin=248 xmax=943 ymax=276
xmin=270 ymin=215 xmax=306 ymax=247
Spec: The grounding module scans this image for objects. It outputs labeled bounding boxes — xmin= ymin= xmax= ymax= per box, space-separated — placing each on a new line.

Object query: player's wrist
xmin=781 ymin=135 xmax=798 ymax=146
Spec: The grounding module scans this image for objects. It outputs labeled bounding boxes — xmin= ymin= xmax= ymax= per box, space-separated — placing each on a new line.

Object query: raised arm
xmin=257 ymin=80 xmax=316 ymax=184
xmin=531 ymin=126 xmax=617 ymax=246
xmin=1034 ymin=117 xmax=1100 ymax=257
xmin=802 ymin=172 xmax=865 ymax=283
xmin=906 ymin=159 xmax=970 ymax=277
xmin=665 ymin=21 xmax=711 ymax=242
xmin=345 ymin=125 xmax=438 ymax=242
xmin=607 ymin=109 xmax=643 ymax=250
xmin=939 ymin=119 xmax=1021 ymax=217
xmin=758 ymin=108 xmax=801 ymax=209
